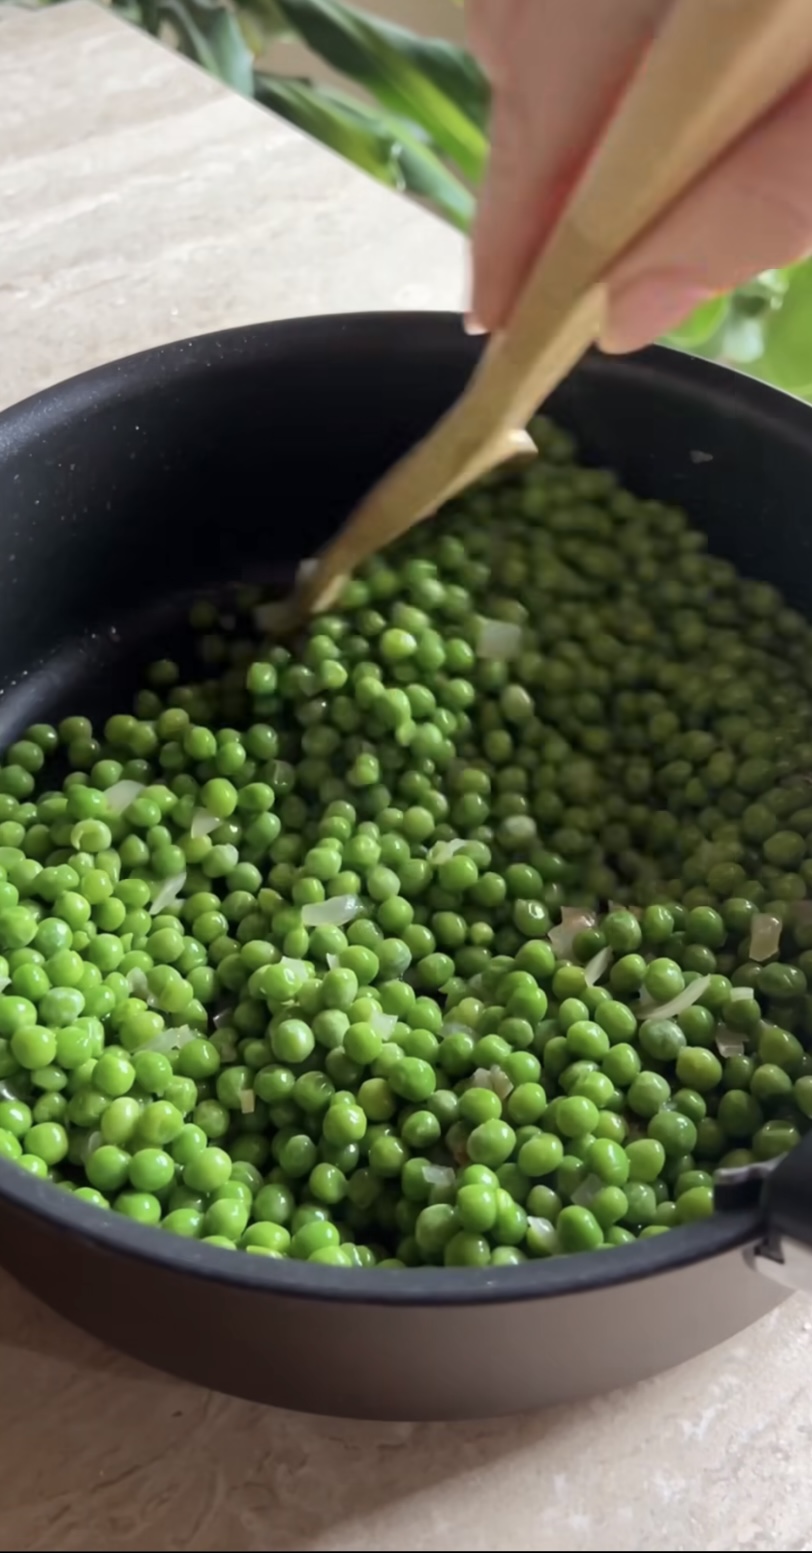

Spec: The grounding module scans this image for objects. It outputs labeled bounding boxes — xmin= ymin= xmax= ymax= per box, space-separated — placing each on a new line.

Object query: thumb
xmin=603 ymin=75 xmax=812 ymax=352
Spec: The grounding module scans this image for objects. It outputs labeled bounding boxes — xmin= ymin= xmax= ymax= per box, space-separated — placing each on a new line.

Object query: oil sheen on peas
xmin=0 ymin=413 xmax=810 ymax=1268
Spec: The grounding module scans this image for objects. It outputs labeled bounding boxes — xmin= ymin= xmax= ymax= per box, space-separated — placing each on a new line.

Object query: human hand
xmin=467 ymin=0 xmax=812 ymax=350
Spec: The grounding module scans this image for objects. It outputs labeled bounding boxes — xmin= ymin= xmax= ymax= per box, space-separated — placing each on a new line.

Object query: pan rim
xmin=0 ymin=311 xmax=801 ymax=1308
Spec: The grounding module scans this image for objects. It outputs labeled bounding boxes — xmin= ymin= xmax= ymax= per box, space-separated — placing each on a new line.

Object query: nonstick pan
xmin=0 ymin=313 xmax=811 ymax=1422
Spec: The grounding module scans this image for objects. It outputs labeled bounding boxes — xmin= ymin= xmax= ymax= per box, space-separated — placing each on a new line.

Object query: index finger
xmin=469 ymin=0 xmax=671 ymax=332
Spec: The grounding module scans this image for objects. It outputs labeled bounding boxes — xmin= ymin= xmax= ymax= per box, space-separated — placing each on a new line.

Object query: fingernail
xmin=600 ymin=275 xmax=712 ymax=353
xmin=464 ymin=313 xmax=487 ymax=336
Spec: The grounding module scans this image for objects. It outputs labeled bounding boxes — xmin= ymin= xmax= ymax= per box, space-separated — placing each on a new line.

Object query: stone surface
xmin=1 ymin=7 xmax=811 ymax=1553
xmin=0 ymin=1 xmax=464 ymax=411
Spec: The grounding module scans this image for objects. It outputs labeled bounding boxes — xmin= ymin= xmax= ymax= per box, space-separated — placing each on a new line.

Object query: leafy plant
xmin=106 ymin=0 xmax=484 ymax=230
xmin=25 ymin=0 xmax=812 ymax=396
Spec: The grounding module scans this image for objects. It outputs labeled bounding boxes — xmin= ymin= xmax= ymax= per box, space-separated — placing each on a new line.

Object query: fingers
xmin=468 ymin=0 xmax=671 ymax=332
xmin=602 ymin=74 xmax=812 ymax=351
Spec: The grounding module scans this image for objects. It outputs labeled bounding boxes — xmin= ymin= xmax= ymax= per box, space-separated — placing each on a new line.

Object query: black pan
xmin=0 ymin=314 xmax=810 ymax=1421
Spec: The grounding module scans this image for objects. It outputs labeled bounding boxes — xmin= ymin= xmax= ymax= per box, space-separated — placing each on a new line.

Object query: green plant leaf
xmin=752 ymin=260 xmax=812 ymax=395
xmin=664 ymin=295 xmax=729 ymax=350
xmin=254 ymin=73 xmax=403 ymax=185
xmin=273 ymin=0 xmax=488 ymax=181
xmin=237 ymin=0 xmax=291 ymax=50
xmin=254 ymin=73 xmax=475 ymax=229
xmin=158 ymin=0 xmax=254 ymax=92
xmin=316 ymin=82 xmax=474 ymax=228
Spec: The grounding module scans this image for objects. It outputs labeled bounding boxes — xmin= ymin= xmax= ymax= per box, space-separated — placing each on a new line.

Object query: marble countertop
xmin=1 ymin=6 xmax=812 ymax=1551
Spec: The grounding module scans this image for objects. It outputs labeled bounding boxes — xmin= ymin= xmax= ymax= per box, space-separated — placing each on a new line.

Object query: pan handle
xmin=716 ymin=1132 xmax=812 ymax=1292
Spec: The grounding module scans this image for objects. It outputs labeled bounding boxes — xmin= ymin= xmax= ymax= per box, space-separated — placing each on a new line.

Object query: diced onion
xmin=370 ymin=1009 xmax=398 ymax=1040
xmin=239 ymin=1090 xmax=256 ymax=1114
xmin=749 ymin=913 xmax=782 ymax=962
xmin=573 ymin=1174 xmax=602 ymax=1209
xmin=326 ymin=954 xmax=340 ymax=971
xmin=548 ymin=907 xmax=597 ymax=960
xmin=470 ymin=1067 xmax=496 ymax=1089
xmin=190 ymin=809 xmax=221 ymax=839
xmin=280 ymin=957 xmax=310 ymax=979
xmin=638 ymin=974 xmax=710 ymax=1022
xmin=441 ymin=1021 xmax=474 ymax=1039
xmin=144 ymin=1025 xmax=197 ymax=1054
xmin=716 ymin=1027 xmax=746 ymax=1057
xmin=428 ymin=838 xmax=467 ymax=865
xmin=490 ymin=1066 xmax=514 ymax=1101
xmin=476 ymin=617 xmax=522 ymax=660
xmin=104 ymin=779 xmax=145 ymax=814
xmin=213 ymin=1007 xmax=234 ymax=1028
xmin=584 ymin=946 xmax=612 ymax=986
xmin=149 ymin=871 xmax=187 ymax=914
xmin=301 ymin=895 xmax=361 ymax=929
xmin=423 ymin=1164 xmax=456 ymax=1189
xmin=527 ymin=1215 xmax=555 ymax=1237
xmin=126 ymin=968 xmax=152 ymax=1002
xmin=728 ymin=986 xmax=753 ymax=1002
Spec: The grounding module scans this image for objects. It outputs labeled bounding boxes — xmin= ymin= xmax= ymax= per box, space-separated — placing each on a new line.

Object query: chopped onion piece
xmin=716 ymin=1027 xmax=746 ymax=1057
xmin=423 ymin=1164 xmax=456 ymax=1189
xmin=239 ymin=1090 xmax=256 ymax=1114
xmin=301 ymin=894 xmax=361 ymax=929
xmin=728 ymin=986 xmax=753 ymax=1002
xmin=490 ymin=1066 xmax=514 ymax=1101
xmin=638 ymin=974 xmax=710 ymax=1022
xmin=370 ymin=1009 xmax=398 ymax=1040
xmin=584 ymin=946 xmax=612 ymax=986
xmin=190 ymin=809 xmax=221 ymax=839
xmin=573 ymin=1174 xmax=602 ymax=1209
xmin=440 ymin=1021 xmax=474 ymax=1039
xmin=126 ymin=968 xmax=152 ymax=1002
xmin=548 ymin=907 xmax=597 ymax=960
xmin=470 ymin=1067 xmax=496 ymax=1090
xmin=280 ymin=957 xmax=310 ymax=979
xmin=213 ymin=1007 xmax=234 ymax=1028
xmin=527 ymin=1216 xmax=555 ymax=1237
xmin=428 ymin=838 xmax=467 ymax=865
xmin=144 ymin=1025 xmax=197 ymax=1054
xmin=749 ymin=913 xmax=782 ymax=962
xmin=476 ymin=617 xmax=522 ymax=660
xmin=326 ymin=954 xmax=340 ymax=971
xmin=104 ymin=779 xmax=145 ymax=814
xmin=149 ymin=871 xmax=187 ymax=914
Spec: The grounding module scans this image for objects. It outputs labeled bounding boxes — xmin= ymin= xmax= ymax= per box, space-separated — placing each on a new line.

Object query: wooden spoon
xmin=284 ymin=0 xmax=812 ymax=628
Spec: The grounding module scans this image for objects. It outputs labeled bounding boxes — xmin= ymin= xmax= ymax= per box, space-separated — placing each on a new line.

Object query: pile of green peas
xmin=1 ymin=412 xmax=812 ymax=1266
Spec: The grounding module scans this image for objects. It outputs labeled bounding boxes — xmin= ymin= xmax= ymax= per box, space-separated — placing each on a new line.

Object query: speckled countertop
xmin=1 ymin=6 xmax=812 ymax=1551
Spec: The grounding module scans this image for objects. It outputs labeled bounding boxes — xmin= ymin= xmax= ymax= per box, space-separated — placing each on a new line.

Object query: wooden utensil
xmin=285 ymin=0 xmax=812 ymax=627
